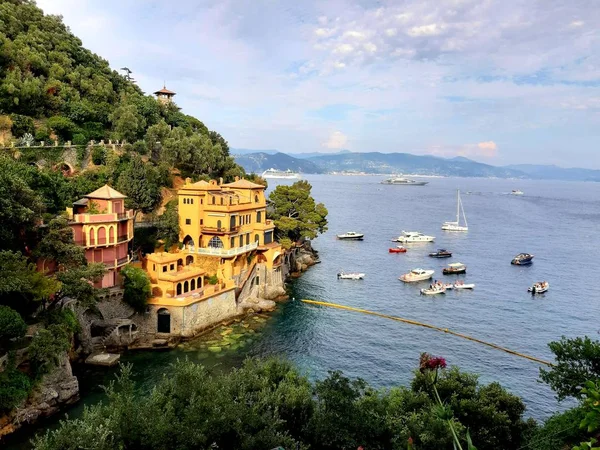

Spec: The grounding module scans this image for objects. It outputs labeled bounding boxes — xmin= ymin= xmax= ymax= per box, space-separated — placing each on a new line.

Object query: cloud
xmin=322 ymin=131 xmax=348 ymax=149
xmin=477 ymin=141 xmax=498 ymax=157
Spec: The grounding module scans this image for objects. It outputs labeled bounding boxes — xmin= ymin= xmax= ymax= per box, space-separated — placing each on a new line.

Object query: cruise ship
xmin=380 ymin=176 xmax=428 ymax=186
xmin=261 ymin=168 xmax=301 ymax=179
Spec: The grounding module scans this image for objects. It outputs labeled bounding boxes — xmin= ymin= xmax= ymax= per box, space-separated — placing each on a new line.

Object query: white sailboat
xmin=442 ymin=190 xmax=468 ymax=232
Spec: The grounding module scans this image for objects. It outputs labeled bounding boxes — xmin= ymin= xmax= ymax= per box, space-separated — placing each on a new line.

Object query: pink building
xmin=67 ymin=185 xmax=134 ymax=288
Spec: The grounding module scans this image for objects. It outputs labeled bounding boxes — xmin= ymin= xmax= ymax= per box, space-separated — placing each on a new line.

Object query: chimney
xmin=185 ymin=177 xmax=191 ymax=185
xmin=234 ymin=176 xmax=240 ymax=182
xmin=219 ymin=177 xmax=223 ymax=185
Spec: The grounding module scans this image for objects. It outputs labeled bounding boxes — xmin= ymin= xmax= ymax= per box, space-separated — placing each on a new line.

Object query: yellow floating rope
xmin=301 ymin=299 xmax=553 ymax=366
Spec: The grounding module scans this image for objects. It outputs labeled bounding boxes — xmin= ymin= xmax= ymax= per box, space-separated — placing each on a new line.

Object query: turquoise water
xmin=7 ymin=175 xmax=600 ymax=447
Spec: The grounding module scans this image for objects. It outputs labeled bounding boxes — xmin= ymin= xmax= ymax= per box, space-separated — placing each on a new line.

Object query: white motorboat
xmin=337 ymin=271 xmax=365 ymax=280
xmin=420 ymin=285 xmax=446 ymax=295
xmin=261 ymin=168 xmax=300 ymax=179
xmin=453 ymin=281 xmax=475 ymax=290
xmin=381 ymin=177 xmax=428 ymax=186
xmin=393 ymin=231 xmax=435 ymax=243
xmin=511 ymin=190 xmax=524 ymax=196
xmin=399 ymin=268 xmax=434 ymax=283
xmin=528 ymin=281 xmax=549 ymax=294
xmin=336 ymin=231 xmax=364 ymax=240
xmin=442 ymin=189 xmax=468 ymax=232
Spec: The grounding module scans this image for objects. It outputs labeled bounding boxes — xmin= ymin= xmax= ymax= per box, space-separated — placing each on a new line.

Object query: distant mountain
xmin=504 ymin=164 xmax=600 ymax=182
xmin=231 ymin=148 xmax=279 ymax=156
xmin=291 ymin=150 xmax=353 ymax=159
xmin=307 ymin=152 xmax=524 ymax=178
xmin=233 ymin=152 xmax=324 ymax=174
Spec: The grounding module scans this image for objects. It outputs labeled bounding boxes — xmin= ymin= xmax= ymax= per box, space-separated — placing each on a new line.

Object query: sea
xmin=7 ymin=174 xmax=600 ymax=448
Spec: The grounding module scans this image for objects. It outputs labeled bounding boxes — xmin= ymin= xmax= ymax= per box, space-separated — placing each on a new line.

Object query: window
xmin=153 ymin=264 xmax=156 ymax=271
xmin=208 ymin=236 xmax=224 ymax=248
xmin=246 ymin=234 xmax=249 ymax=245
xmin=220 ymin=197 xmax=223 ymax=205
xmin=191 ymin=279 xmax=195 ymax=290
xmin=184 ymin=281 xmax=189 ymax=293
xmin=255 ymin=234 xmax=259 ymax=243
xmin=217 ymin=220 xmax=222 ymax=229
xmin=264 ymin=231 xmax=273 ymax=244
xmin=191 ymin=198 xmax=194 ymax=204
xmin=170 ymin=264 xmax=174 ymax=271
xmin=255 ymin=195 xmax=259 ymax=203
xmin=200 ymin=219 xmax=203 ymax=225
xmin=257 ymin=211 xmax=262 ymax=223
xmin=200 ymin=198 xmax=203 ymax=205
xmin=239 ymin=236 xmax=244 ymax=247
xmin=212 ymin=196 xmax=215 ymax=205
xmin=162 ymin=266 xmax=167 ymax=272
xmin=185 ymin=219 xmax=191 ymax=225
xmin=230 ymin=237 xmax=235 ymax=248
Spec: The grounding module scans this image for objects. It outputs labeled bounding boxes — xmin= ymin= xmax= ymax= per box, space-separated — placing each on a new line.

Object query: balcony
xmin=117 ymin=234 xmax=129 ymax=243
xmin=194 ymin=241 xmax=258 ymax=258
xmin=70 ymin=210 xmax=134 ymax=224
xmin=201 ymin=225 xmax=238 ymax=235
xmin=116 ymin=256 xmax=130 ymax=267
xmin=74 ymin=235 xmax=131 ymax=247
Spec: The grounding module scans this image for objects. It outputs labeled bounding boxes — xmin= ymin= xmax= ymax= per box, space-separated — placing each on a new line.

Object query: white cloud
xmin=570 ymin=20 xmax=584 ymax=27
xmin=322 ymin=131 xmax=348 ymax=149
xmin=477 ymin=141 xmax=498 ymax=157
xmin=407 ymin=24 xmax=443 ymax=37
xmin=428 ymin=141 xmax=498 ymax=159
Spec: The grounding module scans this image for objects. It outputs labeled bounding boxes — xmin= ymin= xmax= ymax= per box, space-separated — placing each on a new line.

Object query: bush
xmin=0 ymin=306 xmax=27 ymax=344
xmin=46 ymin=116 xmax=77 ymax=141
xmin=10 ymin=114 xmax=35 ymax=138
xmin=120 ymin=265 xmax=151 ymax=312
xmin=207 ymin=274 xmax=219 ymax=285
xmin=35 ymin=128 xmax=52 ymax=145
xmin=0 ymin=362 xmax=32 ymax=412
xmin=81 ymin=122 xmax=105 ymax=141
xmin=132 ymin=140 xmax=147 ymax=155
xmin=91 ymin=146 xmax=106 ymax=165
xmin=28 ymin=325 xmax=71 ymax=377
xmin=72 ymin=133 xmax=88 ymax=146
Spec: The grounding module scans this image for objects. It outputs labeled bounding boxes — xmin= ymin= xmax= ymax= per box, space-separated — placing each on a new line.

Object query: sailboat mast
xmin=460 ymin=190 xmax=468 ymax=227
xmin=456 ymin=189 xmax=460 ymax=223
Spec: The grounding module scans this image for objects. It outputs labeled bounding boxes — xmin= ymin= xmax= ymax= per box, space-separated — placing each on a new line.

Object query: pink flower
xmin=419 ymin=353 xmax=447 ymax=372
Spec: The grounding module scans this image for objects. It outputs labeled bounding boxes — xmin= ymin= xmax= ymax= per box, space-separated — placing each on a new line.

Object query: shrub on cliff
xmin=0 ymin=362 xmax=32 ymax=413
xmin=120 ymin=265 xmax=151 ymax=313
xmin=0 ymin=306 xmax=27 ymax=344
xmin=28 ymin=325 xmax=71 ymax=378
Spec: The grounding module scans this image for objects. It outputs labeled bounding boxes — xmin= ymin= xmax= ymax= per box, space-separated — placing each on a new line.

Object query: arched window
xmin=255 ymin=234 xmax=260 ymax=243
xmin=217 ymin=220 xmax=222 ymax=229
xmin=197 ymin=277 xmax=202 ymax=288
xmin=186 ymin=255 xmax=193 ymax=265
xmin=208 ymin=236 xmax=224 ymax=248
xmin=255 ymin=195 xmax=259 ymax=203
xmin=191 ymin=279 xmax=195 ymax=290
xmin=257 ymin=211 xmax=262 ymax=223
xmin=157 ymin=308 xmax=170 ymax=333
xmin=230 ymin=237 xmax=235 ymax=248
xmin=212 ymin=196 xmax=215 ymax=205
xmin=183 ymin=235 xmax=195 ymax=248
xmin=184 ymin=281 xmax=189 ymax=293
xmin=176 ymin=283 xmax=182 ymax=296
xmin=220 ymin=197 xmax=223 ymax=205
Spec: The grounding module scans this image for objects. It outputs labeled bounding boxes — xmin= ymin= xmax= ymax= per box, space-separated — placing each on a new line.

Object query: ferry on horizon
xmin=380 ymin=176 xmax=428 ymax=186
xmin=261 ymin=168 xmax=301 ymax=179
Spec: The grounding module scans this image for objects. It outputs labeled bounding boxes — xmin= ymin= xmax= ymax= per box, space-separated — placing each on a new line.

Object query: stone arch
xmin=186 ymin=255 xmax=194 ymax=265
xmin=87 ymin=226 xmax=96 ymax=245
xmin=97 ymin=226 xmax=107 ymax=244
xmin=53 ymin=162 xmax=75 ymax=176
xmin=176 ymin=283 xmax=182 ymax=296
xmin=108 ymin=225 xmax=115 ymax=243
xmin=183 ymin=235 xmax=194 ymax=248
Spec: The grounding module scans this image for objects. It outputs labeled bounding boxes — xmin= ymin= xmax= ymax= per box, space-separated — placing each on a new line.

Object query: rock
xmin=262 ymin=285 xmax=286 ymax=300
xmin=152 ymin=339 xmax=168 ymax=347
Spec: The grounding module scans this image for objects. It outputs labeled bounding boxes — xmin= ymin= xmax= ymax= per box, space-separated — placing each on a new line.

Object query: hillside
xmin=505 ymin=164 xmax=600 ymax=182
xmin=307 ymin=152 xmax=525 ymax=178
xmin=234 ymin=152 xmax=324 ymax=174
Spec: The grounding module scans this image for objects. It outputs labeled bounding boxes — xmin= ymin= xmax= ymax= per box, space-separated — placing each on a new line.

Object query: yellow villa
xmin=141 ymin=177 xmax=284 ymax=337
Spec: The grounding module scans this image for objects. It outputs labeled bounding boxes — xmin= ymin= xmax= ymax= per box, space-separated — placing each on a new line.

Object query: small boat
xmin=528 ymin=281 xmax=549 ymax=294
xmin=336 ymin=231 xmax=364 ymax=241
xmin=442 ymin=262 xmax=467 ymax=275
xmin=381 ymin=177 xmax=428 ymax=186
xmin=511 ymin=190 xmax=524 ymax=196
xmin=511 ymin=253 xmax=534 ymax=265
xmin=454 ymin=280 xmax=475 ymax=290
xmin=429 ymin=249 xmax=452 ymax=258
xmin=393 ymin=231 xmax=435 ymax=243
xmin=389 ymin=246 xmax=407 ymax=253
xmin=420 ymin=285 xmax=446 ymax=295
xmin=442 ymin=190 xmax=468 ymax=232
xmin=399 ymin=268 xmax=434 ymax=283
xmin=337 ymin=271 xmax=365 ymax=280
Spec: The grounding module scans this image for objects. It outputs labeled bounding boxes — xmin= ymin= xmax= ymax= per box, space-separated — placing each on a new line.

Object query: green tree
xmin=108 ymin=103 xmax=145 ymax=142
xmin=0 ymin=305 xmax=27 ymax=344
xmin=209 ymin=130 xmax=229 ymax=156
xmin=54 ymin=263 xmax=106 ymax=307
xmin=116 ymin=155 xmax=162 ymax=221
xmin=46 ymin=116 xmax=77 ymax=141
xmin=540 ymin=336 xmax=600 ymax=400
xmin=0 ymin=361 xmax=32 ymax=412
xmin=0 ymin=250 xmax=59 ymax=310
xmin=28 ymin=325 xmax=71 ymax=377
xmin=35 ymin=216 xmax=87 ymax=269
xmin=0 ymin=114 xmax=13 ymax=144
xmin=91 ymin=145 xmax=106 ymax=165
xmin=120 ymin=265 xmax=151 ymax=312
xmin=156 ymin=200 xmax=180 ymax=250
xmin=268 ymin=180 xmax=328 ymax=243
xmin=9 ymin=114 xmax=35 ymax=138
xmin=0 ymin=155 xmax=45 ymax=250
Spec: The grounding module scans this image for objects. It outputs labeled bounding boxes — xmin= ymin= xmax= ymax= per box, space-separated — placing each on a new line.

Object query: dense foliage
xmin=120 ymin=265 xmax=151 ymax=313
xmin=33 ymin=357 xmax=532 ymax=450
xmin=268 ymin=180 xmax=328 ymax=247
xmin=0 ymin=305 xmax=27 ymax=344
xmin=540 ymin=336 xmax=600 ymax=401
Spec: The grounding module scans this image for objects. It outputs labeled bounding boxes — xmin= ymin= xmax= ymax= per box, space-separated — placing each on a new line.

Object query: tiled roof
xmin=221 ymin=179 xmax=265 ymax=189
xmin=84 ymin=185 xmax=127 ymax=200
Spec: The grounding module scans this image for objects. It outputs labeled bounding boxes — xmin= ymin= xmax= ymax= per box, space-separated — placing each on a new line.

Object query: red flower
xmin=419 ymin=353 xmax=447 ymax=372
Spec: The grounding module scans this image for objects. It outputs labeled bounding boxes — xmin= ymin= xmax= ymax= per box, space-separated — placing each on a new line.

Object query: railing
xmin=116 ymin=212 xmax=129 ymax=220
xmin=195 ymin=241 xmax=258 ymax=257
xmin=116 ymin=256 xmax=130 ymax=267
xmin=201 ymin=226 xmax=238 ymax=234
xmin=117 ymin=234 xmax=129 ymax=243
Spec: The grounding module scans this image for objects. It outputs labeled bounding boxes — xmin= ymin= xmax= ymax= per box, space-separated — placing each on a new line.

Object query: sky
xmin=36 ymin=0 xmax=600 ymax=168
